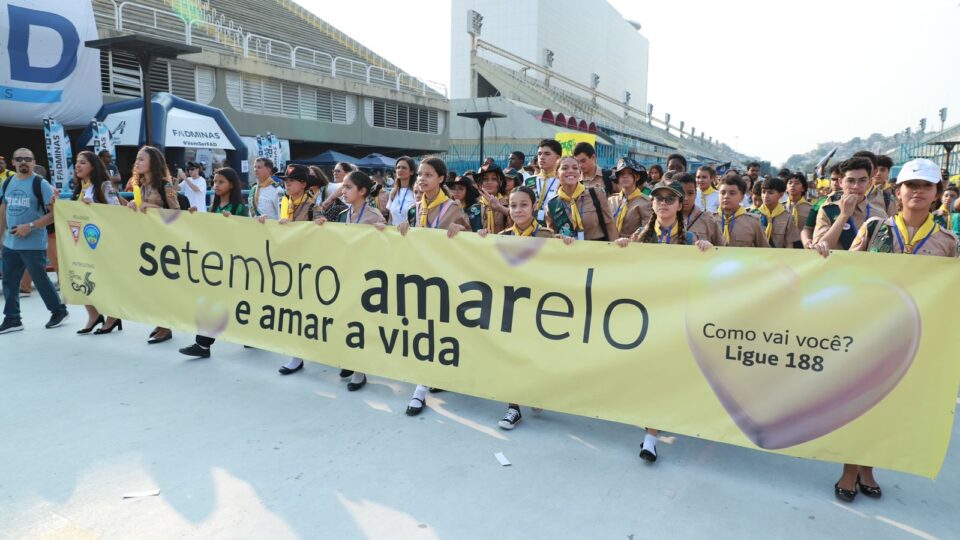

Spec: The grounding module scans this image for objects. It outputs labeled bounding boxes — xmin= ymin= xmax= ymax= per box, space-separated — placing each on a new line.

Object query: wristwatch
xmin=28 ymin=222 xmax=34 ymax=230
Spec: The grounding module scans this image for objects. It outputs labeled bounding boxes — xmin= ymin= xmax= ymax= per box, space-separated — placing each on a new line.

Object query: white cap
xmin=896 ymin=158 xmax=942 ymax=184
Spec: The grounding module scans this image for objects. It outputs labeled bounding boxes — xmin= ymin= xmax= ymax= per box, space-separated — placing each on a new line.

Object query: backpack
xmin=159 ymin=182 xmax=191 ymax=210
xmin=0 ymin=174 xmax=47 ymax=213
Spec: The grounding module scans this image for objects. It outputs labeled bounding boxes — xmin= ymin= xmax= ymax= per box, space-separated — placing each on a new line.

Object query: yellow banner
xmin=55 ymin=201 xmax=960 ymax=478
xmin=555 ymin=132 xmax=597 ymax=156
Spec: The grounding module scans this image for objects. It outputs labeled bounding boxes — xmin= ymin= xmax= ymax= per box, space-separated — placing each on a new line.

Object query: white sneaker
xmin=498 ymin=407 xmax=521 ymax=430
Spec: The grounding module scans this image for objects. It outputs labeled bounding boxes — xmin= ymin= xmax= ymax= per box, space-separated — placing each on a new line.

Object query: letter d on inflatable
xmin=0 ymin=1 xmax=103 ymax=127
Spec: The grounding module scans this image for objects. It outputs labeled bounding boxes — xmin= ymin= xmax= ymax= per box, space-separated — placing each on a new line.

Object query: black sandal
xmin=835 ymin=481 xmax=857 ymax=502
xmin=856 ymin=475 xmax=882 ymax=498
xmin=405 ymin=397 xmax=425 ymax=416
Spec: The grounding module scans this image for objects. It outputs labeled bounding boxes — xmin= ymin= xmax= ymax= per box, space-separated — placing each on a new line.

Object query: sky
xmin=306 ymin=0 xmax=960 ymax=165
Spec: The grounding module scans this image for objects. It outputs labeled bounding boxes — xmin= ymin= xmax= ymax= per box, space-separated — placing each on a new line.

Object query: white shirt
xmin=252 ymin=181 xmax=282 ymax=219
xmin=533 ymin=175 xmax=559 ymax=220
xmin=83 ymin=184 xmax=120 ymax=206
xmin=180 ymin=176 xmax=207 ymax=212
xmin=694 ymin=188 xmax=720 ymax=213
xmin=387 ymin=187 xmax=416 ymax=225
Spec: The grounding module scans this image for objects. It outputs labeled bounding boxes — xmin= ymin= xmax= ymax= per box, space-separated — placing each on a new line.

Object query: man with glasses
xmin=812 ymin=157 xmax=888 ymax=251
xmin=0 ymin=148 xmax=69 ymax=334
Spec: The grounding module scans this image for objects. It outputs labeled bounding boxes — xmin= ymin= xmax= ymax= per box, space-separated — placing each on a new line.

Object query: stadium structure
xmin=444 ymin=0 xmax=751 ymax=173
xmin=0 ymin=0 xmax=450 ymax=180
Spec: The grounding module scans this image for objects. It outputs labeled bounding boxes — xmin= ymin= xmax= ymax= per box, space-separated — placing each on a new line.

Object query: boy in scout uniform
xmin=751 ymin=177 xmax=801 ymax=248
xmin=608 ymin=157 xmax=653 ymax=238
xmin=785 ymin=173 xmax=813 ymax=232
xmin=715 ymin=175 xmax=769 ymax=247
xmin=811 ymin=157 xmax=888 ymax=251
xmin=524 ymin=139 xmax=562 ymax=226
xmin=677 ymin=172 xmax=723 ymax=245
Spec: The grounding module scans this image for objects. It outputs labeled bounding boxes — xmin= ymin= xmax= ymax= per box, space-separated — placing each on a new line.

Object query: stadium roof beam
xmin=85 ymin=35 xmax=201 ymax=147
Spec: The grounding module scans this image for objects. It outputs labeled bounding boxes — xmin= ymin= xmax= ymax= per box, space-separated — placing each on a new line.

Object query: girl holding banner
xmin=828 ymin=159 xmax=958 ymax=501
xmin=72 ymin=151 xmax=121 ymax=335
xmin=615 ymin=180 xmax=714 ymax=461
xmin=179 ymin=167 xmax=250 ymax=359
xmin=126 ymin=146 xmax=180 ymax=345
xmin=546 ymin=156 xmax=617 ymax=242
xmin=477 ymin=164 xmax=510 ymax=234
xmin=397 ymin=157 xmax=468 ymax=416
xmin=477 ymin=185 xmax=555 ymax=429
xmin=313 ymin=170 xmax=387 ymax=390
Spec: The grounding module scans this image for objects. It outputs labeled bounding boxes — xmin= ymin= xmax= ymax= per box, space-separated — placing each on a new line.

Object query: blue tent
xmin=356 ymin=153 xmax=396 ymax=169
xmin=293 ymin=150 xmax=358 ymax=167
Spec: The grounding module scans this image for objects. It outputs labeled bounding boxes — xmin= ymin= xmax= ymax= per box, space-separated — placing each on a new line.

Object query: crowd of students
xmin=1 ymin=138 xmax=957 ymax=504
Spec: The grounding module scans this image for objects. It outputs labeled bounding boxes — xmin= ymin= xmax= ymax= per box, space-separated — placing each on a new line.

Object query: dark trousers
xmin=196 ymin=335 xmax=216 ymax=347
xmin=2 ymin=248 xmax=65 ymax=322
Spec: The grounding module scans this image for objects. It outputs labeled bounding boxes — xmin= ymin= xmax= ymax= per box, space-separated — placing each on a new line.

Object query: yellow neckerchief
xmin=894 ymin=213 xmax=937 ymax=254
xmin=481 ymin=193 xmax=501 ymax=231
xmin=419 ymin=190 xmax=449 ymax=227
xmin=132 ymin=178 xmax=143 ymax=207
xmin=939 ymin=205 xmax=954 ymax=230
xmin=557 ymin=184 xmax=585 ymax=230
xmin=80 ymin=177 xmax=92 ymax=193
xmin=281 ymin=192 xmax=307 ymax=220
xmin=786 ymin=197 xmax=809 ymax=227
xmin=720 ymin=207 xmax=747 ymax=244
xmin=534 ymin=174 xmax=557 ymax=212
xmin=700 ymin=185 xmax=716 ymax=209
xmin=653 ymin=220 xmax=677 ymax=244
xmin=758 ymin=203 xmax=785 ymax=240
xmin=511 ymin=221 xmax=538 ymax=237
xmin=615 ymin=187 xmax=643 ymax=232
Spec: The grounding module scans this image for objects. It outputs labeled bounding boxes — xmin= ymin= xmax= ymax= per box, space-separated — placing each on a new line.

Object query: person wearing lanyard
xmin=676 ymin=173 xmax=723 ymax=246
xmin=751 ymin=177 xmax=801 ymax=248
xmin=313 ymin=170 xmax=387 ymax=389
xmin=523 ymin=139 xmax=562 ymax=225
xmin=178 ymin=167 xmax=250 ymax=358
xmin=608 ymin=157 xmax=652 ymax=238
xmin=811 ymin=157 xmax=887 ymax=252
xmin=445 ymin=174 xmax=482 ymax=232
xmin=477 ymin=163 xmax=510 ymax=233
xmin=387 ymin=156 xmax=416 ymax=225
xmin=820 ymin=159 xmax=956 ymax=503
xmin=546 ymin=156 xmax=618 ymax=242
xmin=616 ymin=180 xmax=712 ymax=462
xmin=71 ymin=151 xmax=122 ymax=335
xmin=477 ymin=185 xmax=555 ymax=430
xmin=397 ymin=156 xmax=468 ymax=416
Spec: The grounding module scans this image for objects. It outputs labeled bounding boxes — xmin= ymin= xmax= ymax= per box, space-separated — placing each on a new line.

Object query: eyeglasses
xmin=653 ymin=195 xmax=679 ymax=204
xmin=13 ymin=156 xmax=34 ymax=163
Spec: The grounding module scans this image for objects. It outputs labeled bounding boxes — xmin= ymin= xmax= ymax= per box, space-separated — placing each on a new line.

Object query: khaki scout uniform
xmin=684 ymin=207 xmax=723 ymax=245
xmin=547 ymin=187 xmax=616 ymax=241
xmin=609 ymin=191 xmax=653 ymax=238
xmin=812 ymin=199 xmax=888 ymax=250
xmin=715 ymin=210 xmax=769 ymax=248
xmin=850 ymin=216 xmax=959 ymax=257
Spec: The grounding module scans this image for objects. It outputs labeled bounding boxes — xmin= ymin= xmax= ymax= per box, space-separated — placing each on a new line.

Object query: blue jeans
xmin=2 ymin=248 xmax=65 ymax=322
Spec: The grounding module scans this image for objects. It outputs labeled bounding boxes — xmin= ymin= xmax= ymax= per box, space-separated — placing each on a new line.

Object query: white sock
xmin=409 ymin=384 xmax=428 ymax=408
xmin=283 ymin=357 xmax=303 ymax=370
xmin=350 ymin=372 xmax=366 ymax=384
xmin=643 ymin=433 xmax=658 ymax=455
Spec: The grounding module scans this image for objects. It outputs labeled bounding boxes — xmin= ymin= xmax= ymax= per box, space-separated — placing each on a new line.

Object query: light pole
xmin=457 ymin=111 xmax=506 ymax=169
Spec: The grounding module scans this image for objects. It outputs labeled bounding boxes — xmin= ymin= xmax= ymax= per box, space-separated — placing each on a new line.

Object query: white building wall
xmin=450 ymin=0 xmax=648 ymax=111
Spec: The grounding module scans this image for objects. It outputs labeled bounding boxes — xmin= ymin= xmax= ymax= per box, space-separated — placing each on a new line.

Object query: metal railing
xmin=111 ymin=1 xmax=447 ymax=98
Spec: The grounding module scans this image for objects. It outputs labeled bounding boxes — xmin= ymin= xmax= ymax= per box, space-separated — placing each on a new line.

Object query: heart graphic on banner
xmin=685 ymin=258 xmax=920 ymax=449
xmin=493 ymin=235 xmax=547 ymax=266
xmin=195 ymin=297 xmax=229 ymax=338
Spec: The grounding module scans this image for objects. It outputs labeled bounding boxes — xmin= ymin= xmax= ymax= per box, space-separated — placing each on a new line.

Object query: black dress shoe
xmin=347 ymin=375 xmax=367 ymax=392
xmin=179 ymin=343 xmax=210 ymax=358
xmin=339 ymin=369 xmax=354 ymax=378
xmin=77 ymin=315 xmax=105 ymax=335
xmin=835 ymin=481 xmax=857 ymax=503
xmin=856 ymin=475 xmax=882 ymax=498
xmin=148 ymin=331 xmax=172 ymax=344
xmin=93 ymin=319 xmax=123 ymax=335
xmin=405 ymin=397 xmax=425 ymax=416
xmin=279 ymin=363 xmax=304 ymax=375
